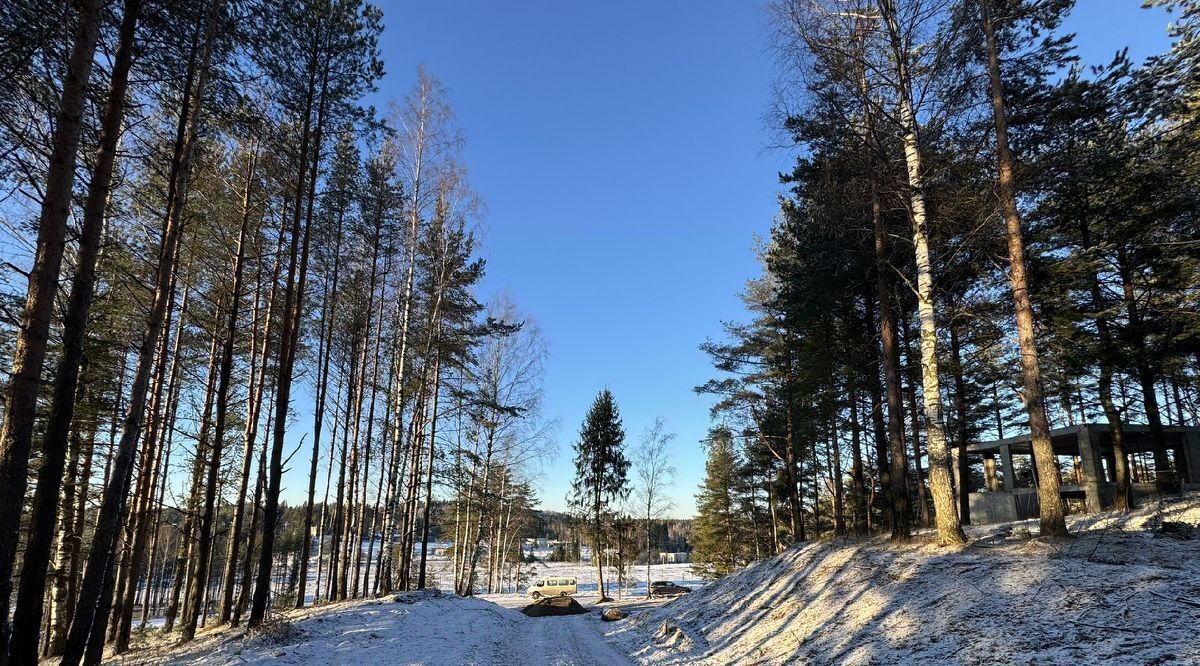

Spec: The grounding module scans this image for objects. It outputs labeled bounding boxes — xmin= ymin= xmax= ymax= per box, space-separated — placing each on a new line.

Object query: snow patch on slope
xmin=605 ymin=494 xmax=1200 ymax=665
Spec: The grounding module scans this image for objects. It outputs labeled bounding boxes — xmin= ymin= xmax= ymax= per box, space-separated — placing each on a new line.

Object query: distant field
xmin=422 ymin=555 xmax=704 ymax=597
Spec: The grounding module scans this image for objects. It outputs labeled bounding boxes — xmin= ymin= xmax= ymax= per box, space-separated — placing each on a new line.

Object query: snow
xmin=114 ymin=560 xmax=697 ymax=665
xmin=120 ymin=590 xmax=633 ymax=665
xmin=469 ymin=561 xmax=704 ymax=598
xmin=114 ymin=495 xmax=1200 ymax=665
xmin=605 ymin=494 xmax=1200 ymax=665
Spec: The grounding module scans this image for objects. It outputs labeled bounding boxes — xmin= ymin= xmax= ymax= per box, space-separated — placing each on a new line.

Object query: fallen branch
xmin=1147 ymin=590 xmax=1200 ymax=610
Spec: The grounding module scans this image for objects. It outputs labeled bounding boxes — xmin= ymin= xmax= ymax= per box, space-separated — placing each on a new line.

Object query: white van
xmin=528 ymin=577 xmax=578 ymax=599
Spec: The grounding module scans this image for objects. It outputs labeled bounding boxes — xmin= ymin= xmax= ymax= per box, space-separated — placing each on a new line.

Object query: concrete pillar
xmin=984 ymin=456 xmax=999 ymax=492
xmin=1000 ymin=444 xmax=1016 ymax=491
xmin=1076 ymin=425 xmax=1104 ymax=512
xmin=1181 ymin=430 xmax=1200 ymax=484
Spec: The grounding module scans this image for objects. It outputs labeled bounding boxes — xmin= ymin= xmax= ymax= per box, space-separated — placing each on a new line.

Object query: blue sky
xmin=279 ymin=1 xmax=1177 ymax=518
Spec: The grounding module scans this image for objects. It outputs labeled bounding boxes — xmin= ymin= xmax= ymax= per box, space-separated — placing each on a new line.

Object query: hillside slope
xmin=606 ymin=494 xmax=1200 ymax=665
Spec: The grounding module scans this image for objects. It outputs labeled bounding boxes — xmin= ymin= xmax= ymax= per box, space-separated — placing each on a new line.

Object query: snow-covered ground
xmin=113 ymin=560 xmax=699 ymax=665
xmin=115 ymin=590 xmax=633 ymax=665
xmin=112 ymin=495 xmax=1199 ymax=665
xmin=607 ymin=494 xmax=1200 ymax=665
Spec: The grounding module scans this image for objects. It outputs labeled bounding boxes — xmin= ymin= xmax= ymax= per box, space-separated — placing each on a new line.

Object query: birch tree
xmin=633 ymin=418 xmax=676 ymax=595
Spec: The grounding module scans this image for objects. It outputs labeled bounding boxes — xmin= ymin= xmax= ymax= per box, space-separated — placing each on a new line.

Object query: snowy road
xmin=476 ymin=592 xmax=667 ymax=665
xmin=131 ymin=591 xmax=646 ymax=665
xmin=499 ymin=613 xmax=632 ymax=666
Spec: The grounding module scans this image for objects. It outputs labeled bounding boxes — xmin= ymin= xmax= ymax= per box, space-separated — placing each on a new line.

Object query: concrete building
xmin=964 ymin=423 xmax=1200 ymax=524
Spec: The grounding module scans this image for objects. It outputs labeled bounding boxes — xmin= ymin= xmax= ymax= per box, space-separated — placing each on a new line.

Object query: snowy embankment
xmin=606 ymin=494 xmax=1200 ymax=665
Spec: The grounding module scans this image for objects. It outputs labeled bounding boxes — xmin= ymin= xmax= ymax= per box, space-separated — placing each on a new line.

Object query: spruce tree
xmin=692 ymin=427 xmax=746 ymax=578
xmin=569 ymin=389 xmax=629 ymax=602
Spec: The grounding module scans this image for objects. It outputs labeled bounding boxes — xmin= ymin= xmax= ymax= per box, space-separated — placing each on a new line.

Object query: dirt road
xmin=486 ymin=593 xmax=667 ymax=666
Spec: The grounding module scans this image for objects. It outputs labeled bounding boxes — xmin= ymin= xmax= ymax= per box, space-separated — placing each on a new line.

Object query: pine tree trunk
xmin=317 ymin=370 xmax=348 ymax=602
xmin=355 ymin=229 xmax=391 ymax=596
xmin=181 ymin=150 xmax=255 ymax=641
xmin=979 ymin=0 xmax=1066 ymax=536
xmin=862 ymin=281 xmax=894 ymax=532
xmin=828 ymin=376 xmax=846 ymax=537
xmin=249 ymin=49 xmax=330 ymax=626
xmin=463 ymin=433 xmax=496 ymax=596
xmin=358 ymin=270 xmax=391 ymax=596
xmin=349 ymin=230 xmax=386 ymax=598
xmin=900 ymin=308 xmax=931 ymax=528
xmin=340 ymin=343 xmax=366 ymax=599
xmin=867 ymin=114 xmax=909 ymax=541
xmin=1120 ymin=251 xmax=1173 ymax=490
xmin=178 ymin=324 xmax=223 ymax=638
xmin=847 ymin=383 xmax=868 ymax=536
xmin=367 ymin=347 xmax=399 ymax=596
xmin=413 ymin=256 xmax=450 ymax=589
xmin=343 ymin=334 xmax=367 ymax=598
xmin=1079 ymin=217 xmax=1131 ymax=510
xmin=60 ymin=7 xmax=214 ymax=656
xmin=45 ymin=413 xmax=90 ymax=657
xmin=595 ymin=515 xmax=606 ymax=601
xmin=82 ymin=540 xmax=119 ymax=666
xmin=417 ymin=353 xmax=444 ymax=589
xmin=328 ymin=353 xmax=356 ymax=600
xmin=0 ymin=3 xmax=103 ymax=653
xmin=220 ymin=204 xmax=284 ymax=623
xmin=7 ymin=4 xmax=141 ymax=658
xmin=142 ymin=343 xmax=184 ymax=632
xmin=234 ymin=388 xmax=273 ymax=626
xmin=297 ymin=203 xmax=344 ymax=608
xmin=114 ymin=261 xmax=184 ymax=652
xmin=398 ymin=388 xmax=430 ymax=590
xmin=782 ymin=405 xmax=804 ymax=541
xmin=1112 ymin=245 xmax=1172 ymax=490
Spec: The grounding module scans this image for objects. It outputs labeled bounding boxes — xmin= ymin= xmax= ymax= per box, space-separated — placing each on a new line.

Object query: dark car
xmin=649 ymin=580 xmax=691 ymax=598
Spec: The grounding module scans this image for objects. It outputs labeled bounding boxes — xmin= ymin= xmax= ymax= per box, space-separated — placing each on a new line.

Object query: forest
xmin=0 ymin=0 xmax=575 ymax=662
xmin=0 ymin=0 xmax=1198 ymax=664
xmin=689 ymin=0 xmax=1199 ymax=575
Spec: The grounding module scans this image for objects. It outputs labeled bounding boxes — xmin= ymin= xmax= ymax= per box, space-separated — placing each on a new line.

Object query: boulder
xmin=601 ymin=607 xmax=627 ymax=622
xmin=655 ymin=621 xmax=693 ymax=651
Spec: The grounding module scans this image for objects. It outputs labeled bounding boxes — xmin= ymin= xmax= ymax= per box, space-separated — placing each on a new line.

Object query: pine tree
xmin=569 ymin=389 xmax=629 ymax=602
xmin=974 ymin=0 xmax=1074 ymax=538
xmin=0 ymin=3 xmax=103 ymax=653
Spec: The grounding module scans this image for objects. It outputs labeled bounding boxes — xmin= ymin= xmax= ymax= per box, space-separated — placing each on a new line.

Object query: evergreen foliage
xmin=569 ymin=389 xmax=630 ymax=600
xmin=692 ymin=427 xmax=749 ymax=578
